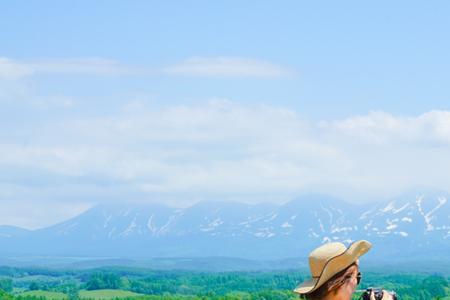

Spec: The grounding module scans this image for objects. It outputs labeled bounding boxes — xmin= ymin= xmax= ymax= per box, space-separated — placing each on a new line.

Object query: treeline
xmin=0 ymin=266 xmax=448 ymax=299
xmin=0 ymin=266 xmax=75 ymax=277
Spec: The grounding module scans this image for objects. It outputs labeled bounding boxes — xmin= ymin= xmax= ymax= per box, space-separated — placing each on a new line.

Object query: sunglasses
xmin=356 ymin=272 xmax=362 ymax=285
xmin=347 ymin=271 xmax=362 ymax=285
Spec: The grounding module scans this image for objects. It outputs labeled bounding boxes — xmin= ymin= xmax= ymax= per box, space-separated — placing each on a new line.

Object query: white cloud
xmin=0 ymin=57 xmax=140 ymax=79
xmin=29 ymin=58 xmax=139 ymax=76
xmin=321 ymin=110 xmax=450 ymax=145
xmin=0 ymin=100 xmax=338 ymax=207
xmin=163 ymin=57 xmax=292 ymax=78
xmin=2 ymin=102 xmax=450 ymax=228
xmin=0 ymin=58 xmax=34 ymax=79
xmin=0 ymin=56 xmax=292 ymax=80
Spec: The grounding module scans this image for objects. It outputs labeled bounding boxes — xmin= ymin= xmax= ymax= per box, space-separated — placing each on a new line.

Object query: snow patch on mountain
xmin=416 ymin=196 xmax=448 ymax=231
xmin=239 ymin=215 xmax=264 ymax=226
xmin=281 ymin=222 xmax=292 ymax=228
xmin=393 ymin=203 xmax=410 ymax=214
xmin=386 ymin=224 xmax=397 ymax=230
xmin=320 ymin=202 xmax=333 ymax=223
xmin=254 ymin=227 xmax=275 ymax=238
xmin=147 ymin=214 xmax=157 ymax=235
xmin=331 ymin=226 xmax=353 ymax=233
xmin=382 ymin=202 xmax=395 ymax=213
xmin=103 ymin=214 xmax=112 ymax=228
xmin=359 ymin=210 xmax=371 ymax=220
xmin=386 ymin=219 xmax=399 ymax=231
xmin=200 ymin=218 xmax=224 ymax=232
xmin=57 ymin=222 xmax=78 ymax=235
xmin=364 ymin=220 xmax=373 ymax=230
xmin=322 ymin=237 xmax=331 ymax=243
xmin=318 ymin=219 xmax=325 ymax=232
xmin=264 ymin=213 xmax=278 ymax=222
xmin=158 ymin=215 xmax=177 ymax=235
xmin=382 ymin=202 xmax=410 ymax=214
xmin=108 ymin=227 xmax=116 ymax=239
xmin=121 ymin=217 xmax=137 ymax=236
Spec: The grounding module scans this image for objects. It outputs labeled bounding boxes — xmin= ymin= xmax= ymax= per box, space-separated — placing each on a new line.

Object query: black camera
xmin=360 ymin=287 xmax=397 ymax=300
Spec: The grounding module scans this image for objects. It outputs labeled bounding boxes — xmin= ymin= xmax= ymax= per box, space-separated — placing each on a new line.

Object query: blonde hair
xmin=300 ymin=262 xmax=358 ymax=300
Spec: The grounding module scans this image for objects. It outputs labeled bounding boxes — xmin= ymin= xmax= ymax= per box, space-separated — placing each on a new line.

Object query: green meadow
xmin=78 ymin=289 xmax=144 ymax=299
xmin=17 ymin=290 xmax=69 ymax=299
xmin=0 ymin=266 xmax=448 ymax=299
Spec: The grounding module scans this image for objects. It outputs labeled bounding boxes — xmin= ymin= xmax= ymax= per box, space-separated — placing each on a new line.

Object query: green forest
xmin=0 ymin=266 xmax=448 ymax=300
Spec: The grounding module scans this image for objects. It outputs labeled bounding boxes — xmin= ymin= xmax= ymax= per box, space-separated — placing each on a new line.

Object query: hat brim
xmin=294 ymin=240 xmax=371 ymax=294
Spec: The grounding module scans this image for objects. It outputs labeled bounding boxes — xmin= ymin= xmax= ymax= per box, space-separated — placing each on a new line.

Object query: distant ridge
xmin=0 ymin=193 xmax=449 ymax=261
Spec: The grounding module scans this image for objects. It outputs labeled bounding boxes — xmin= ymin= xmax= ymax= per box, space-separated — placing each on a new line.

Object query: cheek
xmin=351 ymin=280 xmax=358 ymax=292
xmin=347 ymin=280 xmax=357 ymax=294
xmin=338 ymin=283 xmax=355 ymax=298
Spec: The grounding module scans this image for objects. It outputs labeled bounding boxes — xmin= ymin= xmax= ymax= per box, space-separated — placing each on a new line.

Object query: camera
xmin=360 ymin=287 xmax=397 ymax=300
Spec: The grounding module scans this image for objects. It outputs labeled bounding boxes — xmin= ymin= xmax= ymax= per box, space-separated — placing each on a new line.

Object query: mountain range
xmin=0 ymin=193 xmax=449 ymax=263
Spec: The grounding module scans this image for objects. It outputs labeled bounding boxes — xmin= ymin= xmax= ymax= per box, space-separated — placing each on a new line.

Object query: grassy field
xmin=18 ymin=289 xmax=144 ymax=299
xmin=79 ymin=289 xmax=144 ymax=299
xmin=2 ymin=266 xmax=448 ymax=299
xmin=18 ymin=290 xmax=69 ymax=299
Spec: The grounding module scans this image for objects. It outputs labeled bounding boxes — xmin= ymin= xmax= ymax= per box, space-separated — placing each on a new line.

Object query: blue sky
xmin=1 ymin=1 xmax=450 ymax=228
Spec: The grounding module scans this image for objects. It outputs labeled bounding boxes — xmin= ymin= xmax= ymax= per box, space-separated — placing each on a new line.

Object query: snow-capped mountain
xmin=0 ymin=194 xmax=449 ymax=260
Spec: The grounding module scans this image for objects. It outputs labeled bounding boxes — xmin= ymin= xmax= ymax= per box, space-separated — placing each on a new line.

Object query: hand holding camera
xmin=361 ymin=287 xmax=397 ymax=300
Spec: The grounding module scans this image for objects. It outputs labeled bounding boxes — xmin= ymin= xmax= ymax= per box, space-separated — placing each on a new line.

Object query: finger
xmin=381 ymin=290 xmax=393 ymax=300
xmin=369 ymin=291 xmax=376 ymax=300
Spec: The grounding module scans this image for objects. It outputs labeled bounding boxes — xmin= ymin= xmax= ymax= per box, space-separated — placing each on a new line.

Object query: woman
xmin=293 ymin=240 xmax=394 ymax=300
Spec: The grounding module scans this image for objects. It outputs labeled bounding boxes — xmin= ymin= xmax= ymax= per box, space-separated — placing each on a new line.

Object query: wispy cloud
xmin=1 ymin=56 xmax=293 ymax=80
xmin=321 ymin=110 xmax=450 ymax=145
xmin=0 ymin=57 xmax=140 ymax=79
xmin=163 ymin=57 xmax=293 ymax=78
xmin=0 ymin=58 xmax=34 ymax=79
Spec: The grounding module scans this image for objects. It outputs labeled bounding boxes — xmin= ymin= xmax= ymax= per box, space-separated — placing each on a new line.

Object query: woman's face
xmin=344 ymin=268 xmax=359 ymax=298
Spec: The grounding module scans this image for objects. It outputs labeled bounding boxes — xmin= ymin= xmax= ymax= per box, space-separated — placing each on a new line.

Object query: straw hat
xmin=293 ymin=240 xmax=372 ymax=294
